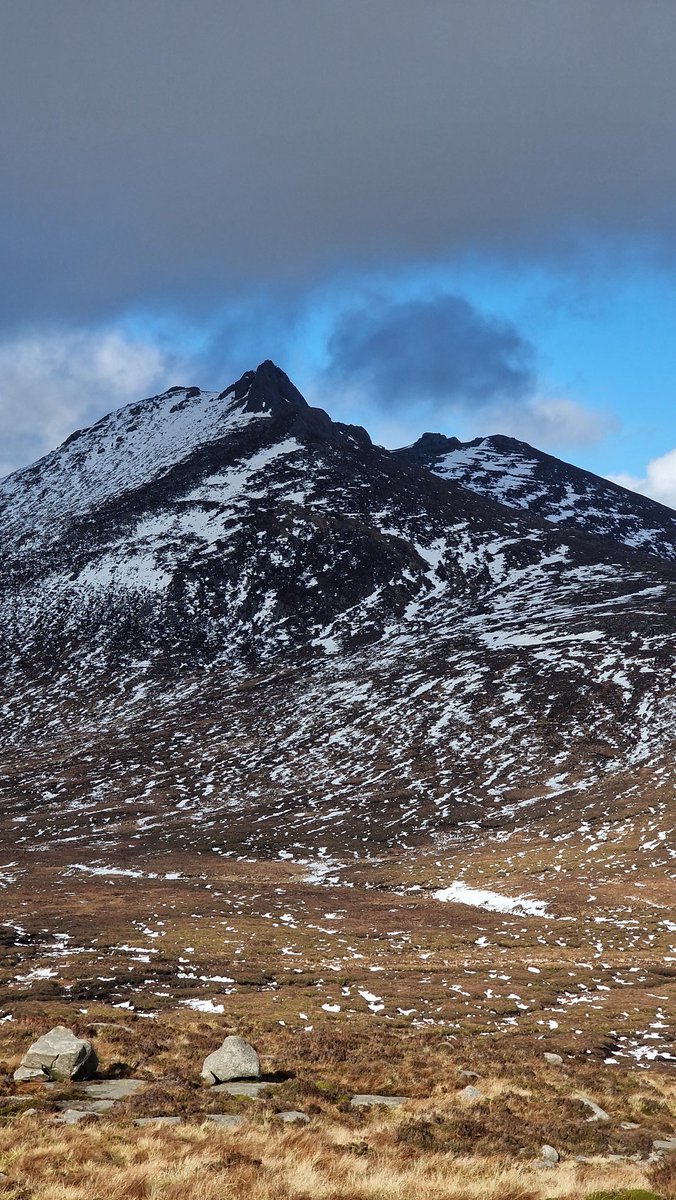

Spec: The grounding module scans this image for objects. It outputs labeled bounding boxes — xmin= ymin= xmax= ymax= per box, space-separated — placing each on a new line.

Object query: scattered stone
xmin=458 ymin=1085 xmax=482 ymax=1100
xmin=277 ymin=1110 xmax=309 ymax=1124
xmin=56 ymin=1109 xmax=100 ymax=1125
xmin=574 ymin=1156 xmax=593 ymax=1164
xmin=13 ymin=1066 xmax=48 ymax=1083
xmin=212 ymin=1081 xmax=271 ymax=1099
xmin=0 ymin=1172 xmax=8 ymax=1182
xmin=457 ymin=1069 xmax=480 ymax=1079
xmin=653 ymin=1138 xmax=676 ymax=1153
xmin=201 ymin=1036 xmax=260 ymax=1085
xmin=578 ymin=1096 xmax=610 ymax=1122
xmin=620 ymin=1121 xmax=641 ymax=1130
xmin=57 ymin=1098 xmax=115 ymax=1114
xmin=14 ymin=1027 xmax=97 ymax=1082
xmin=133 ymin=1116 xmax=182 ymax=1126
xmin=204 ymin=1114 xmax=244 ymax=1128
xmin=77 ymin=1079 xmax=145 ymax=1102
xmin=19 ymin=1108 xmax=37 ymax=1118
xmin=350 ymin=1094 xmax=408 ymax=1108
xmin=540 ymin=1144 xmax=559 ymax=1163
xmin=543 ymin=1052 xmax=563 ymax=1066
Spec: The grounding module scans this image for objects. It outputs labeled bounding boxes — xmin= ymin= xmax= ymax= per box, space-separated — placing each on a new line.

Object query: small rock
xmin=56 ymin=1109 xmax=100 ymax=1125
xmin=620 ymin=1121 xmax=641 ymax=1129
xmin=13 ymin=1066 xmax=47 ymax=1083
xmin=201 ymin=1036 xmax=260 ymax=1085
xmin=133 ymin=1116 xmax=182 ymax=1126
xmin=653 ymin=1138 xmax=676 ymax=1153
xmin=578 ymin=1096 xmax=610 ymax=1122
xmin=350 ymin=1094 xmax=408 ymax=1108
xmin=543 ymin=1052 xmax=563 ymax=1066
xmin=15 ymin=1027 xmax=97 ymax=1082
xmin=77 ymin=1079 xmax=145 ymax=1102
xmin=19 ymin=1108 xmax=37 ymax=1118
xmin=277 ymin=1110 xmax=309 ymax=1124
xmin=540 ymin=1144 xmax=559 ymax=1162
xmin=212 ymin=1081 xmax=270 ymax=1098
xmin=457 ymin=1069 xmax=480 ymax=1079
xmin=204 ymin=1114 xmax=243 ymax=1127
xmin=458 ymin=1085 xmax=482 ymax=1100
xmin=57 ymin=1098 xmax=115 ymax=1113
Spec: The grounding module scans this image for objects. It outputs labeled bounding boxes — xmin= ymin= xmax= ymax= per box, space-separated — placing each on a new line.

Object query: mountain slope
xmin=394 ymin=432 xmax=676 ymax=562
xmin=0 ymin=361 xmax=673 ymax=865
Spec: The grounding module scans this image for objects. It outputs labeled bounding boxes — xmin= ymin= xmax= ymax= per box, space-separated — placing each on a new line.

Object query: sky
xmin=1 ymin=0 xmax=675 ymax=506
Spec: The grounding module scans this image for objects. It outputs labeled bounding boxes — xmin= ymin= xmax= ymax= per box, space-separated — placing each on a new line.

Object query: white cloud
xmin=0 ymin=326 xmax=192 ymax=478
xmin=609 ymin=448 xmax=676 ymax=509
xmin=481 ymin=395 xmax=616 ymax=451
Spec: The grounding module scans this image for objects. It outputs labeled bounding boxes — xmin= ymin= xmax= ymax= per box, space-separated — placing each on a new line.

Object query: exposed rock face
xmin=201 ymin=1036 xmax=261 ymax=1085
xmin=14 ymin=1026 xmax=97 ymax=1082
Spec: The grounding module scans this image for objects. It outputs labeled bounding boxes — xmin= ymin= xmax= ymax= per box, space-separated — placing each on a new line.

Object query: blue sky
xmin=0 ymin=2 xmax=675 ymax=505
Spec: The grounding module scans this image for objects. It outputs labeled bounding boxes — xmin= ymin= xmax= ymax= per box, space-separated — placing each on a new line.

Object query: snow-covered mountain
xmin=395 ymin=432 xmax=676 ymax=562
xmin=0 ymin=362 xmax=674 ymax=862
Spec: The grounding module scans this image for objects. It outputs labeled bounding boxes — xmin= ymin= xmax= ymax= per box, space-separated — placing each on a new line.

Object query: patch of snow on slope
xmin=433 ymin=881 xmax=552 ymax=917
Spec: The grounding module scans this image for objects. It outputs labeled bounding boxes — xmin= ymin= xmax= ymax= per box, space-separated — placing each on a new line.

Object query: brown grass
xmin=0 ymin=1116 xmax=667 ymax=1200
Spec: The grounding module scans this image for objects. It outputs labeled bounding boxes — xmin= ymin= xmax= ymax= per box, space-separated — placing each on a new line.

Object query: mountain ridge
xmin=395 ymin=428 xmax=676 ymax=563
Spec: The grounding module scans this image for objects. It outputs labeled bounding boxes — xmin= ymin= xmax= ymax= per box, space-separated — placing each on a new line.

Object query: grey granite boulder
xmin=201 ymin=1036 xmax=260 ymax=1085
xmin=14 ymin=1026 xmax=97 ymax=1082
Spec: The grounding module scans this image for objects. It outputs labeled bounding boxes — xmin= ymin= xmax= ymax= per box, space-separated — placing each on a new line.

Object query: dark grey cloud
xmin=324 ymin=293 xmax=535 ymax=407
xmin=2 ymin=0 xmax=676 ymax=326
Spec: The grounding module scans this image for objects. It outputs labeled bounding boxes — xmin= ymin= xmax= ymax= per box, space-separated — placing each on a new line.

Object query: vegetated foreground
xmin=0 ymin=825 xmax=674 ymax=1199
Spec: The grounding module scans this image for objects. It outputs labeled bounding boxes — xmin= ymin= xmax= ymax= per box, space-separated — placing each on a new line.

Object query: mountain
xmin=1 ymin=361 xmax=674 ymax=1083
xmin=0 ymin=361 xmax=673 ymax=864
xmin=395 ymin=432 xmax=676 ymax=562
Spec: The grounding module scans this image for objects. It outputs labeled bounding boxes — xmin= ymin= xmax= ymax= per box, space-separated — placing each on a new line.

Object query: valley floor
xmin=0 ymin=821 xmax=674 ymax=1199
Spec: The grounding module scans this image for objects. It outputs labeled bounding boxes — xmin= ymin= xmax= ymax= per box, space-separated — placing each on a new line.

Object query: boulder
xmin=540 ymin=1144 xmax=559 ymax=1162
xmin=653 ymin=1138 xmax=676 ymax=1153
xmin=201 ymin=1036 xmax=260 ymax=1085
xmin=543 ymin=1052 xmax=563 ymax=1066
xmin=578 ymin=1096 xmax=610 ymax=1122
xmin=56 ymin=1109 xmax=100 ymax=1125
xmin=14 ymin=1027 xmax=97 ymax=1082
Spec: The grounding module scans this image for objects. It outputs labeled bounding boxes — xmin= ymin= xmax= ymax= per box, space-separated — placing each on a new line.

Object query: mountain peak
xmin=220 ymin=360 xmax=308 ymax=415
